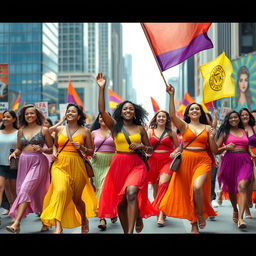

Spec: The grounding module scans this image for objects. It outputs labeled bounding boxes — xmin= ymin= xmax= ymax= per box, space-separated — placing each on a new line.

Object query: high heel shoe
xmin=6 ymin=225 xmax=20 ymax=234
xmin=238 ymin=219 xmax=247 ymax=229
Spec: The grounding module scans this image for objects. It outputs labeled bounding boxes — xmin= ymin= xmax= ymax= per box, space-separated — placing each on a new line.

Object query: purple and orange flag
xmin=108 ymin=89 xmax=124 ymax=111
xmin=141 ymin=23 xmax=213 ymax=71
xmin=12 ymin=92 xmax=21 ymax=111
xmin=150 ymin=96 xmax=160 ymax=113
xmin=67 ymin=79 xmax=85 ymax=110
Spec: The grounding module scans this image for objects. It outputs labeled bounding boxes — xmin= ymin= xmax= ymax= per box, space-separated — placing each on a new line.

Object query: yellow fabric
xmin=114 ymin=132 xmax=142 ymax=152
xmin=58 ymin=131 xmax=84 ymax=152
xmin=200 ymin=52 xmax=235 ymax=104
xmin=40 ymin=151 xmax=97 ymax=229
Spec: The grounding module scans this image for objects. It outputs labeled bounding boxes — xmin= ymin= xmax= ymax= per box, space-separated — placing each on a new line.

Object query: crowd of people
xmin=0 ymin=72 xmax=256 ymax=234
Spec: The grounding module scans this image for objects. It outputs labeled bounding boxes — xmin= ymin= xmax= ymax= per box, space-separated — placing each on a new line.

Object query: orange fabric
xmin=58 ymin=132 xmax=84 ymax=152
xmin=182 ymin=126 xmax=208 ymax=149
xmin=159 ymin=149 xmax=216 ymax=223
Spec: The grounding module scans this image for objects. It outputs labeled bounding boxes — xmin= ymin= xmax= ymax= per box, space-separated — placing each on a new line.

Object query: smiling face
xmin=66 ymin=106 xmax=79 ymax=122
xmin=240 ymin=109 xmax=250 ymax=125
xmin=228 ymin=112 xmax=240 ymax=128
xmin=98 ymin=114 xmax=106 ymax=126
xmin=121 ymin=102 xmax=135 ymax=121
xmin=2 ymin=111 xmax=16 ymax=127
xmin=188 ymin=103 xmax=201 ymax=120
xmin=156 ymin=111 xmax=167 ymax=126
xmin=238 ymin=73 xmax=249 ymax=93
xmin=25 ymin=107 xmax=37 ymax=124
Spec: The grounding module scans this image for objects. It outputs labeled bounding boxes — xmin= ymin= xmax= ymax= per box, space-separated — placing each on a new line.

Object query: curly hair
xmin=239 ymin=107 xmax=255 ymax=126
xmin=216 ymin=110 xmax=244 ymax=140
xmin=66 ymin=103 xmax=86 ymax=126
xmin=0 ymin=110 xmax=18 ymax=130
xmin=112 ymin=100 xmax=148 ymax=135
xmin=18 ymin=104 xmax=45 ymax=127
xmin=183 ymin=102 xmax=208 ymax=124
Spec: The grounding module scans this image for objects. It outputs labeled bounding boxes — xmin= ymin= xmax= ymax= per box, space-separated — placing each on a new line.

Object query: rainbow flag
xmin=141 ymin=23 xmax=213 ymax=71
xmin=12 ymin=92 xmax=21 ymax=111
xmin=67 ymin=79 xmax=84 ymax=110
xmin=150 ymin=96 xmax=160 ymax=112
xmin=108 ymin=89 xmax=124 ymax=111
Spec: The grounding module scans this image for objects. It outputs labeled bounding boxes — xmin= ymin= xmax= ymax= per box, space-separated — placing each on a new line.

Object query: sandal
xmin=198 ymin=216 xmax=206 ymax=229
xmin=111 ymin=217 xmax=118 ymax=223
xmin=40 ymin=225 xmax=50 ymax=232
xmin=98 ymin=218 xmax=107 ymax=231
xmin=191 ymin=222 xmax=200 ymax=234
xmin=6 ymin=225 xmax=20 ymax=234
xmin=238 ymin=219 xmax=247 ymax=229
xmin=81 ymin=218 xmax=89 ymax=234
xmin=232 ymin=211 xmax=238 ymax=223
xmin=52 ymin=228 xmax=63 ymax=234
xmin=135 ymin=217 xmax=144 ymax=233
xmin=157 ymin=219 xmax=164 ymax=227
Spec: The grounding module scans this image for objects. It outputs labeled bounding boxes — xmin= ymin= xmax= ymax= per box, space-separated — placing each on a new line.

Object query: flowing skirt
xmin=9 ymin=151 xmax=50 ymax=218
xmin=159 ymin=150 xmax=216 ymax=223
xmin=40 ymin=151 xmax=97 ymax=229
xmin=98 ymin=153 xmax=159 ymax=219
xmin=218 ymin=151 xmax=253 ymax=194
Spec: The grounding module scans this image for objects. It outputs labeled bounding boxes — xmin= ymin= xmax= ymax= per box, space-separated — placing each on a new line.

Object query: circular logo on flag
xmin=209 ymin=65 xmax=225 ymax=91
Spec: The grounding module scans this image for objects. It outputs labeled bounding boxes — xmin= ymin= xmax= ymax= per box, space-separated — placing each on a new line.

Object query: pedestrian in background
xmin=40 ymin=103 xmax=97 ymax=234
xmin=159 ymin=84 xmax=218 ymax=233
xmin=0 ymin=110 xmax=18 ymax=222
xmin=6 ymin=105 xmax=53 ymax=233
xmin=90 ymin=112 xmax=117 ymax=231
xmin=96 ymin=72 xmax=158 ymax=234
xmin=147 ymin=110 xmax=180 ymax=227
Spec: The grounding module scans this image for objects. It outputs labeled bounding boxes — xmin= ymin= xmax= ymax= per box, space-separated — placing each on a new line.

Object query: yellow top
xmin=114 ymin=132 xmax=142 ymax=152
xmin=58 ymin=132 xmax=84 ymax=152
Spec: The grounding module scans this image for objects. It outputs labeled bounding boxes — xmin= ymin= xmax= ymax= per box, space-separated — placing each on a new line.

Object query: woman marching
xmin=159 ymin=84 xmax=218 ymax=234
xmin=96 ymin=72 xmax=158 ymax=234
xmin=216 ymin=110 xmax=253 ymax=229
xmin=40 ymin=103 xmax=97 ymax=234
xmin=6 ymin=105 xmax=53 ymax=233
xmin=147 ymin=110 xmax=180 ymax=227
xmin=90 ymin=113 xmax=117 ymax=231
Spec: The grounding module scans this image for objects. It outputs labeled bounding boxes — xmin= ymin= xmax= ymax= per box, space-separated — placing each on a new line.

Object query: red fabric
xmin=152 ymin=181 xmax=169 ymax=211
xmin=98 ymin=153 xmax=158 ymax=219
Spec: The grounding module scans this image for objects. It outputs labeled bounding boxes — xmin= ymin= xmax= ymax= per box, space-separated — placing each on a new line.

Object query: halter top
xmin=94 ymin=129 xmax=115 ymax=152
xmin=225 ymin=129 xmax=249 ymax=149
xmin=182 ymin=126 xmax=209 ymax=149
xmin=20 ymin=128 xmax=45 ymax=149
xmin=150 ymin=129 xmax=175 ymax=151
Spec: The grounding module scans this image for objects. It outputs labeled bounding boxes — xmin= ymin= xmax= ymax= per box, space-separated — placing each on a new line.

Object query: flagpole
xmin=140 ymin=23 xmax=169 ymax=87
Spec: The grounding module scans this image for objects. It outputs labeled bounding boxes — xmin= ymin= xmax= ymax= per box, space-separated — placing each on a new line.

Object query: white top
xmin=0 ymin=130 xmax=18 ymax=166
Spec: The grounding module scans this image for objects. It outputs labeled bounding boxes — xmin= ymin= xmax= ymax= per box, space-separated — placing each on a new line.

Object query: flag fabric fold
xmin=12 ymin=92 xmax=21 ymax=111
xmin=142 ymin=23 xmax=213 ymax=71
xmin=201 ymin=52 xmax=235 ymax=104
xmin=150 ymin=96 xmax=160 ymax=112
xmin=67 ymin=79 xmax=84 ymax=109
xmin=108 ymin=89 xmax=124 ymax=111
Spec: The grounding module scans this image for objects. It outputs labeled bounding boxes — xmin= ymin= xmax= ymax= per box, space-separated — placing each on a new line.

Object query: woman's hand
xmin=226 ymin=143 xmax=235 ymax=150
xmin=71 ymin=141 xmax=81 ymax=150
xmin=96 ymin=72 xmax=106 ymax=89
xmin=129 ymin=143 xmax=143 ymax=151
xmin=166 ymin=83 xmax=175 ymax=96
xmin=32 ymin=144 xmax=43 ymax=152
xmin=8 ymin=152 xmax=16 ymax=162
xmin=52 ymin=152 xmax=58 ymax=161
xmin=209 ymin=127 xmax=216 ymax=138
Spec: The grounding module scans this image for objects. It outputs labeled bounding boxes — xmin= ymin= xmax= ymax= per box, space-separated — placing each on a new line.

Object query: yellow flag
xmin=200 ymin=52 xmax=235 ymax=104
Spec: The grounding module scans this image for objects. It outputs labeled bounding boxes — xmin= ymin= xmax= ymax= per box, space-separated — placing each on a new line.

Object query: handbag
xmin=170 ymin=129 xmax=203 ymax=172
xmin=9 ymin=149 xmax=19 ymax=171
xmin=66 ymin=126 xmax=94 ymax=178
xmin=121 ymin=127 xmax=150 ymax=170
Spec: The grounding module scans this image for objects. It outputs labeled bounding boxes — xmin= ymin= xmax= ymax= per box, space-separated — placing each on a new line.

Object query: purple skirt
xmin=9 ymin=151 xmax=50 ymax=219
xmin=218 ymin=151 xmax=253 ymax=194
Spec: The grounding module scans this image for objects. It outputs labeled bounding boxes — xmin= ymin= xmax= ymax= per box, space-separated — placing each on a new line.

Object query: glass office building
xmin=0 ymin=23 xmax=58 ymax=107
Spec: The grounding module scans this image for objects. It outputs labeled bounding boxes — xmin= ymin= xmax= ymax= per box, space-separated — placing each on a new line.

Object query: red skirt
xmin=98 ymin=153 xmax=158 ymax=219
xmin=148 ymin=152 xmax=173 ymax=184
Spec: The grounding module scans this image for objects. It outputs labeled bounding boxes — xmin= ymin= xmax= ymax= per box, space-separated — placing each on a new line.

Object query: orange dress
xmin=159 ymin=126 xmax=217 ymax=223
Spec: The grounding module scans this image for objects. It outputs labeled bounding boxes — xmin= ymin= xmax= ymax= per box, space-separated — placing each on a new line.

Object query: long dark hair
xmin=239 ymin=107 xmax=255 ymax=126
xmin=112 ymin=100 xmax=148 ymax=135
xmin=216 ymin=110 xmax=244 ymax=140
xmin=90 ymin=112 xmax=111 ymax=132
xmin=183 ymin=102 xmax=208 ymax=124
xmin=66 ymin=103 xmax=86 ymax=126
xmin=0 ymin=110 xmax=18 ymax=130
xmin=18 ymin=104 xmax=45 ymax=127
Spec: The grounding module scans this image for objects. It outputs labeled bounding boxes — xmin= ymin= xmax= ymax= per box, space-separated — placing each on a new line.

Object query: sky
xmin=122 ymin=23 xmax=179 ymax=120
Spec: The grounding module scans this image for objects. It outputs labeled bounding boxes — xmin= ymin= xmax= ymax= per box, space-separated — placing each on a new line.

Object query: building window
xmin=239 ymin=23 xmax=256 ymax=55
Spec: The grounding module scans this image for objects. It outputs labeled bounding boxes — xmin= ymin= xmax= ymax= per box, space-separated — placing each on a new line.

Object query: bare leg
xmin=53 ymin=219 xmax=63 ymax=234
xmin=229 ymin=193 xmax=238 ymax=223
xmin=0 ymin=176 xmax=6 ymax=207
xmin=118 ymin=196 xmax=128 ymax=234
xmin=5 ymin=179 xmax=17 ymax=206
xmin=152 ymin=183 xmax=158 ymax=199
xmin=73 ymin=198 xmax=88 ymax=233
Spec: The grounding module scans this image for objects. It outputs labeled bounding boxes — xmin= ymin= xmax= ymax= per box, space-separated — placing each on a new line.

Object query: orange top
xmin=58 ymin=132 xmax=84 ymax=152
xmin=182 ymin=125 xmax=208 ymax=149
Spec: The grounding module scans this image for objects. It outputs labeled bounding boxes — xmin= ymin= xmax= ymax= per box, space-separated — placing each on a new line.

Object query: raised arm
xmin=166 ymin=84 xmax=187 ymax=133
xmin=96 ymin=72 xmax=115 ymax=130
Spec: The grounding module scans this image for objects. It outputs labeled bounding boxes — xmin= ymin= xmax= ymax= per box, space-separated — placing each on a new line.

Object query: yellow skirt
xmin=40 ymin=151 xmax=97 ymax=229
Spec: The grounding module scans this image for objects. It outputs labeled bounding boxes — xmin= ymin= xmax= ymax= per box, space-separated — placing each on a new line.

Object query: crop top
xmin=248 ymin=127 xmax=256 ymax=148
xmin=58 ymin=132 xmax=84 ymax=152
xmin=94 ymin=129 xmax=115 ymax=152
xmin=150 ymin=129 xmax=175 ymax=152
xmin=182 ymin=126 xmax=208 ymax=149
xmin=114 ymin=132 xmax=141 ymax=152
xmin=224 ymin=129 xmax=249 ymax=149
xmin=20 ymin=128 xmax=45 ymax=149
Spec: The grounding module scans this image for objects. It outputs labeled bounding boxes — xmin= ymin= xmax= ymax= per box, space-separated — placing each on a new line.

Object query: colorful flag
xmin=12 ymin=92 xmax=21 ymax=111
xmin=182 ymin=92 xmax=195 ymax=106
xmin=67 ymin=79 xmax=84 ymax=110
xmin=108 ymin=89 xmax=124 ymax=111
xmin=141 ymin=23 xmax=213 ymax=71
xmin=150 ymin=96 xmax=160 ymax=112
xmin=201 ymin=52 xmax=235 ymax=104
